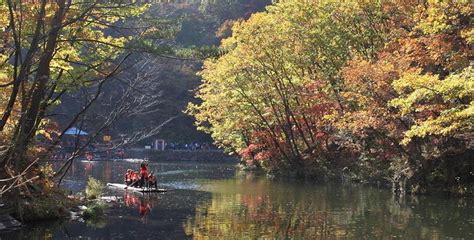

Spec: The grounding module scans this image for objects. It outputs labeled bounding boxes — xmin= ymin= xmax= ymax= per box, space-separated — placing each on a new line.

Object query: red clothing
xmin=148 ymin=175 xmax=156 ymax=183
xmin=124 ymin=172 xmax=130 ymax=181
xmin=139 ymin=201 xmax=151 ymax=217
xmin=140 ymin=166 xmax=149 ymax=178
xmin=131 ymin=172 xmax=139 ymax=181
xmin=139 ymin=205 xmax=147 ymax=216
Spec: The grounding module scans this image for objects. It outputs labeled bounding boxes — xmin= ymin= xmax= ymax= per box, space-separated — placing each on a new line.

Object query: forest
xmin=188 ymin=0 xmax=473 ymax=195
xmin=0 ymin=0 xmax=472 ymax=225
xmin=0 ymin=0 xmax=271 ymax=221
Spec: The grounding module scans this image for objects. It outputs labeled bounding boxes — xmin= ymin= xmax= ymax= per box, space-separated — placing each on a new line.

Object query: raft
xmin=106 ymin=183 xmax=168 ymax=193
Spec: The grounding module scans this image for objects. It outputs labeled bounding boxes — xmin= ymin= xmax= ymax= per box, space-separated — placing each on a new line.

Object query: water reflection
xmin=123 ymin=193 xmax=153 ymax=223
xmin=185 ymin=175 xmax=474 ymax=239
xmin=1 ymin=160 xmax=472 ymax=239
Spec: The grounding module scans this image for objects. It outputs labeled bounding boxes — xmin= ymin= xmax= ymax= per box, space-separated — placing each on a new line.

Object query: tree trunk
xmin=9 ymin=0 xmax=67 ymax=172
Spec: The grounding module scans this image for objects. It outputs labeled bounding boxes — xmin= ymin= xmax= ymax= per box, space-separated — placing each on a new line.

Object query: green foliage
xmin=51 ymin=2 xmax=149 ymax=91
xmin=189 ymin=0 xmax=473 ymax=193
xmin=85 ymin=177 xmax=105 ymax=200
xmin=391 ymin=67 xmax=474 ymax=145
xmin=189 ymin=0 xmax=390 ymax=162
xmin=82 ymin=202 xmax=106 ymax=220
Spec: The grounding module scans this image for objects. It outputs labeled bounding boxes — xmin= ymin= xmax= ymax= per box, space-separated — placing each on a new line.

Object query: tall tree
xmin=0 ymin=0 xmax=150 ymax=195
xmin=189 ymin=0 xmax=393 ymax=177
xmin=189 ymin=0 xmax=473 ymax=194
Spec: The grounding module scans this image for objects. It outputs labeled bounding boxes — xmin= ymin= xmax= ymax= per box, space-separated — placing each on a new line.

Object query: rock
xmin=69 ymin=211 xmax=84 ymax=222
xmin=0 ymin=215 xmax=21 ymax=231
xmin=78 ymin=205 xmax=88 ymax=211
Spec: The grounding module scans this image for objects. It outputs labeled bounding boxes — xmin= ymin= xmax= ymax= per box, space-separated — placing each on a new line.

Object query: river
xmin=1 ymin=159 xmax=473 ymax=239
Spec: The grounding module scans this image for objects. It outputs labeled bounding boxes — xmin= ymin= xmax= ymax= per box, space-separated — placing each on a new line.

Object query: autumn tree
xmin=340 ymin=0 xmax=473 ymax=192
xmin=0 ymin=0 xmax=165 ymax=207
xmin=190 ymin=0 xmax=473 ymax=194
xmin=189 ymin=0 xmax=394 ymax=178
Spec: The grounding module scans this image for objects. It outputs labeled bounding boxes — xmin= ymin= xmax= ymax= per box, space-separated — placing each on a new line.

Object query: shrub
xmin=82 ymin=202 xmax=106 ymax=220
xmin=85 ymin=177 xmax=104 ymax=200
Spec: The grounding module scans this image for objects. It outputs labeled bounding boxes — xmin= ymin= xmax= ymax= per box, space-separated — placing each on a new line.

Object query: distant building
xmin=62 ymin=127 xmax=89 ymax=154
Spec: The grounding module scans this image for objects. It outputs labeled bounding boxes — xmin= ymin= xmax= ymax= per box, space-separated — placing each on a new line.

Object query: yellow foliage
xmin=415 ymin=1 xmax=473 ymax=35
xmin=391 ymin=66 xmax=474 ymax=144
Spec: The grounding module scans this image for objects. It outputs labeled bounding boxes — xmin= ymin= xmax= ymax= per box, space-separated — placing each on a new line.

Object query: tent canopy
xmin=64 ymin=127 xmax=88 ymax=136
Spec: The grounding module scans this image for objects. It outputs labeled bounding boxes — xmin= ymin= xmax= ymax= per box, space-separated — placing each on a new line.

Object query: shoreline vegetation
xmin=188 ymin=0 xmax=473 ymax=197
xmin=9 ymin=177 xmax=108 ymax=224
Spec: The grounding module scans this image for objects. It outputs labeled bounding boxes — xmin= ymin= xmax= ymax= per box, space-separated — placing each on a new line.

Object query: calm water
xmin=1 ymin=159 xmax=473 ymax=239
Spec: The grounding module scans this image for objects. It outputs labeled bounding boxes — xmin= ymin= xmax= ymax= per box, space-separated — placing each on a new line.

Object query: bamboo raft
xmin=106 ymin=183 xmax=168 ymax=193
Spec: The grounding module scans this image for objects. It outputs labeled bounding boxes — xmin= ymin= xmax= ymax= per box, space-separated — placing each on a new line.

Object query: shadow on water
xmin=56 ymin=189 xmax=212 ymax=239
xmin=1 ymin=160 xmax=473 ymax=239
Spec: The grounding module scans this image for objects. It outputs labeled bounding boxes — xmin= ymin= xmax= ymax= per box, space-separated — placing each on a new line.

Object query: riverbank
xmin=239 ymin=151 xmax=474 ymax=197
xmin=17 ymin=188 xmax=77 ymax=222
xmin=0 ymin=176 xmax=112 ymax=233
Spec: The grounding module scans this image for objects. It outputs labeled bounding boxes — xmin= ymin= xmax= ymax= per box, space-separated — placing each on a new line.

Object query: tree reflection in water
xmin=184 ymin=175 xmax=473 ymax=239
xmin=2 ymin=161 xmax=472 ymax=239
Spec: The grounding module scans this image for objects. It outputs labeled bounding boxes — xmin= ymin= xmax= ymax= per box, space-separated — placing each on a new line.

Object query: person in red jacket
xmin=124 ymin=169 xmax=133 ymax=186
xmin=147 ymin=172 xmax=157 ymax=189
xmin=139 ymin=160 xmax=149 ymax=188
xmin=131 ymin=171 xmax=140 ymax=187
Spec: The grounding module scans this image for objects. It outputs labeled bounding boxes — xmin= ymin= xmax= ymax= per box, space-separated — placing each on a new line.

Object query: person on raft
xmin=139 ymin=160 xmax=149 ymax=188
xmin=124 ymin=160 xmax=158 ymax=189
xmin=147 ymin=172 xmax=157 ymax=189
xmin=124 ymin=169 xmax=141 ymax=187
xmin=124 ymin=169 xmax=133 ymax=186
